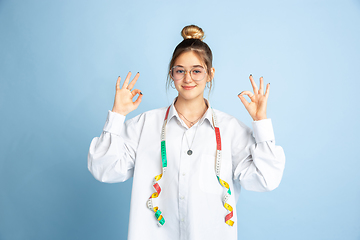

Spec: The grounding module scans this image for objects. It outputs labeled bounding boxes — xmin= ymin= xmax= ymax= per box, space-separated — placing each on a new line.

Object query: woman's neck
xmin=174 ymin=96 xmax=208 ymax=127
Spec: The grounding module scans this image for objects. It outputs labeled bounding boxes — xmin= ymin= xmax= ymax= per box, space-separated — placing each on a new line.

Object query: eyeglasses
xmin=170 ymin=66 xmax=207 ymax=81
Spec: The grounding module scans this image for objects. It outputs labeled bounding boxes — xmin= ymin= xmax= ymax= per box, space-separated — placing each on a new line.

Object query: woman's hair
xmin=167 ymin=25 xmax=214 ymax=93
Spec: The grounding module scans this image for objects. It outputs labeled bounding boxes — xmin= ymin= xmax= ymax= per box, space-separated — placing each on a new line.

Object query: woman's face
xmin=171 ymin=51 xmax=214 ymax=102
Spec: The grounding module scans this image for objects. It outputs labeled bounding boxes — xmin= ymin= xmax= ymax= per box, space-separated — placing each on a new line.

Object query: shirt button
xmin=182 ymin=173 xmax=186 ymax=176
xmin=181 ymin=218 xmax=184 ymax=222
xmin=180 ymin=196 xmax=185 ymax=200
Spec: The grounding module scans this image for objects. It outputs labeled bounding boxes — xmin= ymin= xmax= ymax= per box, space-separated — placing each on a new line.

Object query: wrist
xmin=253 ymin=115 xmax=267 ymax=121
xmin=112 ymin=108 xmax=127 ymax=116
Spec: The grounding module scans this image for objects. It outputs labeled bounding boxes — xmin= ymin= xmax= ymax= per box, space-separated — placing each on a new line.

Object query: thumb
xmin=238 ymin=94 xmax=249 ymax=108
xmin=133 ymin=91 xmax=143 ymax=108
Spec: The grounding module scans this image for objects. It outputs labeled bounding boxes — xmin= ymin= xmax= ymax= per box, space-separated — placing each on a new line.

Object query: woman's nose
xmin=184 ymin=71 xmax=192 ymax=82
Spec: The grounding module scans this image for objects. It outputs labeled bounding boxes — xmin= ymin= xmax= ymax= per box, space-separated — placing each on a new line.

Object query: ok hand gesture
xmin=238 ymin=75 xmax=269 ymax=121
xmin=112 ymin=72 xmax=143 ymax=116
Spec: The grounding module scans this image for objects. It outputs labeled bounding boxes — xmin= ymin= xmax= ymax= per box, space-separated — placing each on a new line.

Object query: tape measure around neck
xmin=146 ymin=105 xmax=234 ymax=227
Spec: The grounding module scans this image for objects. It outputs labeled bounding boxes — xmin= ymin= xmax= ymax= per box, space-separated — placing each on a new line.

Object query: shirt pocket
xmin=198 ymin=154 xmax=223 ymax=195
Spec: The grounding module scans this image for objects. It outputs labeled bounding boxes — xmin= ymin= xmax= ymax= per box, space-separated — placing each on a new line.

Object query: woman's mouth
xmin=182 ymin=86 xmax=196 ymax=90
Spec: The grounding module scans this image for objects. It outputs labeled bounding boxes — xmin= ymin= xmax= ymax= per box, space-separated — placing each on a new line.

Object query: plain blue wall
xmin=1 ymin=0 xmax=359 ymax=239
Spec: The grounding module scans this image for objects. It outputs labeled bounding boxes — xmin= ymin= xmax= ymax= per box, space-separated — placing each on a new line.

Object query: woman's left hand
xmin=238 ymin=75 xmax=270 ymax=121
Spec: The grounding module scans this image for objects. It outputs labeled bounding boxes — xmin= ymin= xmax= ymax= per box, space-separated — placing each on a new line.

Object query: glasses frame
xmin=170 ymin=66 xmax=207 ymax=82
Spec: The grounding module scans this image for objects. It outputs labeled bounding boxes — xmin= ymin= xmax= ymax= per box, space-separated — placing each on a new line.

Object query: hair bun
xmin=181 ymin=25 xmax=205 ymax=41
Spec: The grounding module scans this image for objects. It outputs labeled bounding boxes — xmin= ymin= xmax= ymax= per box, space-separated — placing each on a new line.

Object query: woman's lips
xmin=182 ymin=86 xmax=196 ymax=90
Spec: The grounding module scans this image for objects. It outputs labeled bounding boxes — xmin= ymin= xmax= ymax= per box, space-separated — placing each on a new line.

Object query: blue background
xmin=1 ymin=0 xmax=359 ymax=239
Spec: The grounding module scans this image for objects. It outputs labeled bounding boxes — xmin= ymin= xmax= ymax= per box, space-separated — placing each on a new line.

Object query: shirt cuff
xmin=103 ymin=110 xmax=126 ymax=136
xmin=251 ymin=119 xmax=275 ymax=143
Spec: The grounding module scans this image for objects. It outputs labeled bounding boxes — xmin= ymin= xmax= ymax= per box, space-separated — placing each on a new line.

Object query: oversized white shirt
xmin=88 ymin=99 xmax=285 ymax=240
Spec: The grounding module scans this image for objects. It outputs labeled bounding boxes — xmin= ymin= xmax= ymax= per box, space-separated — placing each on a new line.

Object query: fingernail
xmin=137 ymin=72 xmax=139 ymax=74
xmin=140 ymin=92 xmax=143 ymax=95
xmin=250 ymin=74 xmax=252 ymax=76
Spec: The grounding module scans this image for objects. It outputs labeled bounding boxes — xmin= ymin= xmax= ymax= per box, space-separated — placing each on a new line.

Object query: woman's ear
xmin=208 ymin=67 xmax=215 ymax=82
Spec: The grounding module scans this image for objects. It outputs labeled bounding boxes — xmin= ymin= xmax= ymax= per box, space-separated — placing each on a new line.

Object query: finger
xmin=265 ymin=83 xmax=270 ymax=98
xmin=127 ymin=72 xmax=140 ymax=90
xmin=121 ymin=72 xmax=132 ymax=89
xmin=239 ymin=90 xmax=256 ymax=102
xmin=249 ymin=75 xmax=258 ymax=95
xmin=259 ymin=77 xmax=264 ymax=95
xmin=131 ymin=89 xmax=142 ymax=98
xmin=238 ymin=94 xmax=250 ymax=108
xmin=116 ymin=76 xmax=121 ymax=90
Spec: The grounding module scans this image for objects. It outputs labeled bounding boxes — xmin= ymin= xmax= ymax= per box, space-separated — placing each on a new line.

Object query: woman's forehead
xmin=174 ymin=51 xmax=204 ymax=67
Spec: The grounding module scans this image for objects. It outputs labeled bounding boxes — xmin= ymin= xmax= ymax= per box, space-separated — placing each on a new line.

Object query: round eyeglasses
xmin=170 ymin=66 xmax=207 ymax=81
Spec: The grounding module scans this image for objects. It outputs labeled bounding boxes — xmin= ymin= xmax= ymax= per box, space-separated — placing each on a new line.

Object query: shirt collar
xmin=167 ymin=98 xmax=215 ymax=130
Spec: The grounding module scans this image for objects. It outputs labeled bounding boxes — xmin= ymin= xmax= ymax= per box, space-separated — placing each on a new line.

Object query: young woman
xmin=88 ymin=25 xmax=285 ymax=240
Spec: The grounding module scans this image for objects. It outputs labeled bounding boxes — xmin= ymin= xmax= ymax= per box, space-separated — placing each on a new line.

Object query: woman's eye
xmin=193 ymin=69 xmax=202 ymax=74
xmin=176 ymin=70 xmax=185 ymax=74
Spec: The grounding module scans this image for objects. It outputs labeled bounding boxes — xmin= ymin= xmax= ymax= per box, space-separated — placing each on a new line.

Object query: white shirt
xmin=88 ymin=99 xmax=285 ymax=240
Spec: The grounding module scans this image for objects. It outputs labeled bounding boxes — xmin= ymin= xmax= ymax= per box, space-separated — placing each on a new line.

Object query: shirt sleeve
xmin=232 ymin=119 xmax=285 ymax=192
xmin=87 ymin=111 xmax=141 ymax=183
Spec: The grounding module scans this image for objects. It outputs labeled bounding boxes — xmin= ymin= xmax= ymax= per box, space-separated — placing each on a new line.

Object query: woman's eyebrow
xmin=174 ymin=64 xmax=204 ymax=68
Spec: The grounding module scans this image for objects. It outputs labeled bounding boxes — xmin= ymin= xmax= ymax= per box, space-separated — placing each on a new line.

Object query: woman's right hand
xmin=111 ymin=72 xmax=143 ymax=116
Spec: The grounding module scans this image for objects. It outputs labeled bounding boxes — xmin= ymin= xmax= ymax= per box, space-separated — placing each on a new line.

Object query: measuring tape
xmin=146 ymin=106 xmax=234 ymax=226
